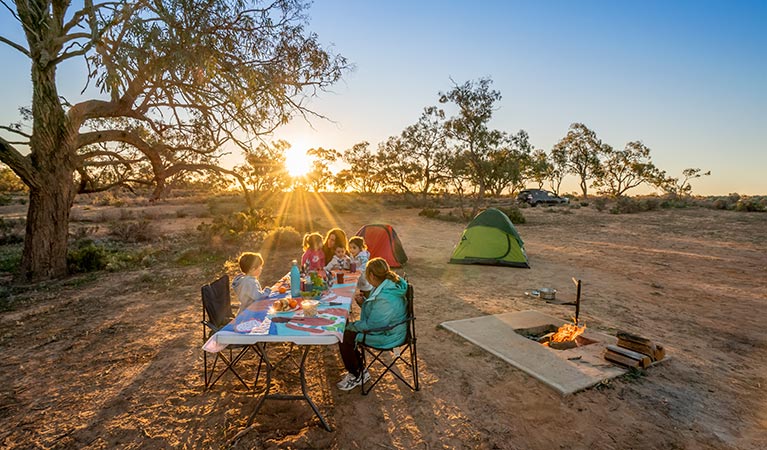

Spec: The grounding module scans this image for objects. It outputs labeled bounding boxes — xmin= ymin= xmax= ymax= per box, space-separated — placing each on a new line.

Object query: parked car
xmin=516 ymin=189 xmax=570 ymax=207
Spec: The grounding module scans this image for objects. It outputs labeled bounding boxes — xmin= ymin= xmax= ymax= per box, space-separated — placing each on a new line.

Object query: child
xmin=232 ymin=252 xmax=271 ymax=315
xmin=301 ymin=232 xmax=326 ymax=272
xmin=349 ymin=236 xmax=374 ymax=296
xmin=324 ymin=245 xmax=351 ymax=272
xmin=348 ymin=236 xmax=370 ymax=270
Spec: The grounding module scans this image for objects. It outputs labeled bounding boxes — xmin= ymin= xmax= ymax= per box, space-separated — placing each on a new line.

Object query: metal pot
xmin=538 ymin=288 xmax=557 ymax=301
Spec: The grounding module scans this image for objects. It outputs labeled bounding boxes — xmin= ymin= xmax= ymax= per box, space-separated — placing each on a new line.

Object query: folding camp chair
xmin=201 ymin=274 xmax=262 ymax=390
xmin=359 ymin=282 xmax=420 ymax=395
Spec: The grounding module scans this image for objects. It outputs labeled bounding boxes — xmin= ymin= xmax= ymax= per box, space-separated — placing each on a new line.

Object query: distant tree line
xmin=227 ymin=77 xmax=710 ymax=216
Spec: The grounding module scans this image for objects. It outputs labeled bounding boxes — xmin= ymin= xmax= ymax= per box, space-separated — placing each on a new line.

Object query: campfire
xmin=544 ymin=318 xmax=587 ymax=350
xmin=551 ymin=319 xmax=586 ymax=343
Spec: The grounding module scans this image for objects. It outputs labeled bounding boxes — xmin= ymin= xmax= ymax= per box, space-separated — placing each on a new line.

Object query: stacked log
xmin=603 ymin=331 xmax=665 ymax=368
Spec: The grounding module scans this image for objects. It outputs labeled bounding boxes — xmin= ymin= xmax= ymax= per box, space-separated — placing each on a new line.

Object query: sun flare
xmin=285 ymin=147 xmax=312 ymax=177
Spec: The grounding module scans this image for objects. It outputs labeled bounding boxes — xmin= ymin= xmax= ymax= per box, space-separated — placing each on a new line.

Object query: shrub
xmin=593 ymin=197 xmax=608 ymax=212
xmin=610 ymin=197 xmax=642 ymax=214
xmin=262 ymin=226 xmax=303 ymax=250
xmin=0 ymin=218 xmax=25 ymax=245
xmin=418 ymin=208 xmax=441 ymax=218
xmin=92 ymin=191 xmax=126 ymax=207
xmin=67 ymin=240 xmax=109 ymax=273
xmin=0 ymin=193 xmax=12 ymax=206
xmin=0 ymin=244 xmax=22 ymax=273
xmin=734 ymin=197 xmax=766 ymax=212
xmin=197 ymin=207 xmax=273 ymax=243
xmin=109 ymin=219 xmax=155 ymax=242
xmin=497 ymin=206 xmax=526 ymax=224
xmin=579 ymin=201 xmax=589 ymax=207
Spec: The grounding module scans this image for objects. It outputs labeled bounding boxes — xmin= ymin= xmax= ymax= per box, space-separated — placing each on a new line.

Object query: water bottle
xmin=290 ymin=260 xmax=301 ymax=298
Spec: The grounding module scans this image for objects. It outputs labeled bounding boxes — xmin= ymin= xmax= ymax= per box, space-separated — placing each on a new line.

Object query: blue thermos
xmin=290 ymin=260 xmax=301 ymax=298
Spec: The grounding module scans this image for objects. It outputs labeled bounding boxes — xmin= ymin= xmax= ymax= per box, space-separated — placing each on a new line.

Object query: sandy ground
xmin=0 ymin=198 xmax=766 ymax=449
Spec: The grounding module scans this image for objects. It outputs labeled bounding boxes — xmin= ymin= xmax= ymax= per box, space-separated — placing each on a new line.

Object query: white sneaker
xmin=336 ymin=372 xmax=356 ymax=389
xmin=337 ymin=370 xmax=371 ymax=391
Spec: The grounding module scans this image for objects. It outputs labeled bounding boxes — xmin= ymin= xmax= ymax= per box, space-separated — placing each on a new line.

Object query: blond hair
xmin=238 ymin=252 xmax=264 ymax=273
xmin=365 ymin=257 xmax=400 ymax=285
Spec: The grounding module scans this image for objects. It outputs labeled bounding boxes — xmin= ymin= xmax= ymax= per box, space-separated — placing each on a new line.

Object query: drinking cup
xmin=336 ymin=271 xmax=344 ymax=284
xmin=349 ymin=262 xmax=356 ymax=272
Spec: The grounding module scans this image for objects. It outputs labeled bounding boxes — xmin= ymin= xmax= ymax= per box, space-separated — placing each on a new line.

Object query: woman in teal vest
xmin=336 ymin=257 xmax=408 ymax=391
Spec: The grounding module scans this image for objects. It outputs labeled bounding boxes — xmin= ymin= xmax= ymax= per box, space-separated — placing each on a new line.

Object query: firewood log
xmin=617 ymin=339 xmax=658 ymax=361
xmin=606 ymin=345 xmax=651 ymax=368
xmin=616 ymin=331 xmax=654 ymax=347
xmin=603 ymin=350 xmax=641 ymax=368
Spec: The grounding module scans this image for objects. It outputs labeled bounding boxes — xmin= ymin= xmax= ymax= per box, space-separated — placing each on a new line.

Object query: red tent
xmin=355 ymin=224 xmax=408 ymax=268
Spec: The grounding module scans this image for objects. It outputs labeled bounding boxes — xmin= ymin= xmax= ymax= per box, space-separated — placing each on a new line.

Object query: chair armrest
xmin=358 ymin=316 xmax=413 ymax=335
xmin=201 ymin=320 xmax=222 ymax=333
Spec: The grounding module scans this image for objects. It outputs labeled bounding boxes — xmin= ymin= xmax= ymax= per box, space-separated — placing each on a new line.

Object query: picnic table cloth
xmin=203 ymin=271 xmax=360 ymax=353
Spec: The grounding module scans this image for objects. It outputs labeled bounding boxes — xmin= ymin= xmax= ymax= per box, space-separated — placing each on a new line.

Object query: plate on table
xmin=270 ymin=304 xmax=300 ymax=315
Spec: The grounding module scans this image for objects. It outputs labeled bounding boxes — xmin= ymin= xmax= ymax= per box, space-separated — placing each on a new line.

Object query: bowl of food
xmin=302 ymin=300 xmax=319 ymax=317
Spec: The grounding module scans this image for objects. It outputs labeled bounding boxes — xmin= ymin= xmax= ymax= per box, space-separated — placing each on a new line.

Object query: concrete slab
xmin=440 ymin=310 xmax=627 ymax=395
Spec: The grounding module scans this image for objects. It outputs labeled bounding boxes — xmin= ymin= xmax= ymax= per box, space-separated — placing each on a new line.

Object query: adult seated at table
xmin=322 ymin=227 xmax=348 ymax=264
xmin=336 ymin=257 xmax=408 ymax=391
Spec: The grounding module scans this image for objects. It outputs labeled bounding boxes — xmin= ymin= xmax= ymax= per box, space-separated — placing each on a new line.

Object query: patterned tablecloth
xmin=203 ymin=271 xmax=360 ymax=353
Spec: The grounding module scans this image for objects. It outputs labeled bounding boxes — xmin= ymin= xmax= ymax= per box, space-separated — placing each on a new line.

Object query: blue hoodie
xmin=348 ymin=277 xmax=408 ymax=348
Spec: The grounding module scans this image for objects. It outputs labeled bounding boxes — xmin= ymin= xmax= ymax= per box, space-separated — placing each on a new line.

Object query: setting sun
xmin=285 ymin=146 xmax=312 ymax=177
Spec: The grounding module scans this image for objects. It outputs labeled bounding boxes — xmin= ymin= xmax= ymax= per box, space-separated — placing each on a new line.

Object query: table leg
xmin=243 ymin=344 xmax=332 ymax=432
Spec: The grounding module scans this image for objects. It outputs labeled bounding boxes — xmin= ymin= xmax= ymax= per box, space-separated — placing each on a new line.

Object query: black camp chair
xmin=359 ymin=282 xmax=420 ymax=395
xmin=201 ymin=274 xmax=262 ymax=390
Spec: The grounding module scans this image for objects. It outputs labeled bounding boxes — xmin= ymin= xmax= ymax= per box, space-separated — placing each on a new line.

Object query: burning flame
xmin=551 ymin=318 xmax=586 ymax=343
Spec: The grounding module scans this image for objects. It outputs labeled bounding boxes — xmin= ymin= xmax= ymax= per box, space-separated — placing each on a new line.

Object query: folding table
xmin=203 ymin=270 xmax=360 ymax=433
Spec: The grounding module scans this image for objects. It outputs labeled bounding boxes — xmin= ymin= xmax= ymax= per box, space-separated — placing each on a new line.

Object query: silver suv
xmin=517 ymin=189 xmax=570 ymax=207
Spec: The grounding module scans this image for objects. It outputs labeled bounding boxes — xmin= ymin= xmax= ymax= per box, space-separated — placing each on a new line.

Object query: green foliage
xmin=109 ymin=219 xmax=155 ymax=242
xmin=609 ymin=196 xmax=662 ymax=214
xmin=734 ymin=197 xmax=767 ymax=212
xmin=92 ymin=192 xmax=127 ymax=207
xmin=593 ymin=197 xmax=608 ymax=212
xmin=263 ymin=226 xmax=303 ymax=250
xmin=497 ymin=206 xmax=526 ymax=224
xmin=0 ymin=218 xmax=25 ymax=245
xmin=67 ymin=240 xmax=109 ymax=273
xmin=418 ymin=208 xmax=440 ymax=218
xmin=0 ymin=244 xmax=22 ymax=273
xmin=197 ymin=207 xmax=273 ymax=243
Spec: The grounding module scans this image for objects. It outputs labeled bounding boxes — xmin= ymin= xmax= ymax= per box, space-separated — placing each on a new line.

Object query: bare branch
xmin=0 ymin=35 xmax=31 ymax=57
xmin=0 ymin=125 xmax=32 ymax=139
xmin=0 ymin=136 xmax=36 ymax=187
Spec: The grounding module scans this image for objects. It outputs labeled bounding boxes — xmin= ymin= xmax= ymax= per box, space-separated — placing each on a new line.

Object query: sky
xmin=1 ymin=0 xmax=766 ymax=195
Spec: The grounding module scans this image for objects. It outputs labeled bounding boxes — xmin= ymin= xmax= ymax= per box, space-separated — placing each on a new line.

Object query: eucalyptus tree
xmin=526 ymin=149 xmax=552 ymax=191
xmin=305 ymin=147 xmax=340 ymax=192
xmin=372 ymin=107 xmax=452 ymax=199
xmin=552 ymin=123 xmax=604 ymax=199
xmin=440 ymin=77 xmax=503 ymax=215
xmin=335 ymin=141 xmax=384 ymax=193
xmin=484 ymin=130 xmax=533 ymax=196
xmin=593 ymin=141 xmax=664 ymax=197
xmin=234 ymin=141 xmax=290 ymax=194
xmin=0 ymin=0 xmax=347 ymax=280
xmin=662 ymin=168 xmax=711 ymax=196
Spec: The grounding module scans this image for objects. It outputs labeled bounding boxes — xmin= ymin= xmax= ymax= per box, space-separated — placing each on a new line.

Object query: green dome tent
xmin=448 ymin=208 xmax=530 ymax=268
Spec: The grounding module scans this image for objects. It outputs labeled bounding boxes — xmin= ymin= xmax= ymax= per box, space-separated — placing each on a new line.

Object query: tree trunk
xmin=19 ymin=58 xmax=78 ymax=281
xmin=21 ymin=180 xmax=75 ymax=281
